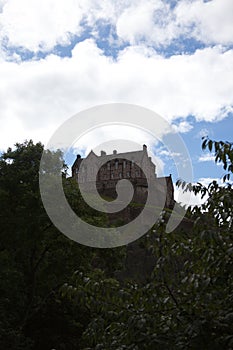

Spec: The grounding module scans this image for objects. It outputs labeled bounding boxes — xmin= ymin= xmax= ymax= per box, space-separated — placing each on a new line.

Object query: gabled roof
xmin=72 ymin=145 xmax=155 ymax=170
xmin=86 ymin=150 xmax=98 ymax=158
xmin=96 ymin=150 xmax=145 ymax=164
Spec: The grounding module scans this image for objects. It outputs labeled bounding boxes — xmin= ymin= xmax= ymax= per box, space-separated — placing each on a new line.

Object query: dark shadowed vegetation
xmin=0 ymin=138 xmax=232 ymax=349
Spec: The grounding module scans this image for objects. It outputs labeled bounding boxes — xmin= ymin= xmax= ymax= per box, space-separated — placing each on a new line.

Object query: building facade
xmin=72 ymin=144 xmax=174 ymax=209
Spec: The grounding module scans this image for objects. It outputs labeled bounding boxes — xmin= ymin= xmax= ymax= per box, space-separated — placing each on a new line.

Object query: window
xmin=119 ymin=172 xmax=122 ymax=178
xmin=107 ymin=162 xmax=110 ymax=170
xmin=115 ymin=161 xmax=118 ymax=169
xmin=123 ymin=160 xmax=126 ymax=169
xmin=111 ymin=173 xmax=114 ymax=179
xmin=126 ymin=172 xmax=130 ymax=177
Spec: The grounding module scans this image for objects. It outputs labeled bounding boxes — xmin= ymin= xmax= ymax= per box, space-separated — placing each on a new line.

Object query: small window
xmin=126 ymin=172 xmax=130 ymax=177
xmin=115 ymin=161 xmax=118 ymax=169
xmin=107 ymin=163 xmax=110 ymax=170
xmin=123 ymin=161 xmax=126 ymax=169
xmin=111 ymin=173 xmax=114 ymax=179
xmin=119 ymin=172 xmax=122 ymax=178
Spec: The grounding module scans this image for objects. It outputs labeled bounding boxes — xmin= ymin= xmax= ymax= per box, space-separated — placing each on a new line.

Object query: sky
xmin=0 ymin=0 xmax=233 ymax=205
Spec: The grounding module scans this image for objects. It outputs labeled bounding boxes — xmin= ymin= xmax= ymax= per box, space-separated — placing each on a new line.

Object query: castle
xmin=72 ymin=145 xmax=178 ymax=283
xmin=71 ymin=146 xmax=191 ymax=283
xmin=72 ymin=144 xmax=175 ymax=210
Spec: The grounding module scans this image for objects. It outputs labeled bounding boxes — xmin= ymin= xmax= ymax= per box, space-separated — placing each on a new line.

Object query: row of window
xmin=107 ymin=160 xmax=135 ymax=170
xmin=75 ymin=168 xmax=140 ymax=176
xmin=76 ymin=171 xmax=142 ymax=182
xmin=109 ymin=171 xmax=140 ymax=179
xmin=75 ymin=160 xmax=137 ymax=174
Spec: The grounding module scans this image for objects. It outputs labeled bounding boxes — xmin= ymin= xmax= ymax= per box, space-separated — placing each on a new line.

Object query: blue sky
xmin=0 ymin=0 xmax=233 ymax=204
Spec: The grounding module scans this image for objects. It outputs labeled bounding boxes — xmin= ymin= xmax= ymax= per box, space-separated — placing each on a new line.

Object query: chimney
xmin=113 ymin=150 xmax=117 ymax=155
xmin=76 ymin=154 xmax=81 ymax=159
xmin=101 ymin=150 xmax=106 ymax=156
xmin=143 ymin=144 xmax=147 ymax=151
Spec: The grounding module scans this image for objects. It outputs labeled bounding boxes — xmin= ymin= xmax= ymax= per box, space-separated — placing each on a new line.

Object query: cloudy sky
xmin=0 ymin=0 xmax=233 ymax=203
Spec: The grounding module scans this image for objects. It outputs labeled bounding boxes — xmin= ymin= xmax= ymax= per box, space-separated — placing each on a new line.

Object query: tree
xmin=60 ymin=137 xmax=233 ymax=349
xmin=1 ymin=138 xmax=233 ymax=349
xmin=0 ymin=140 xmax=108 ymax=349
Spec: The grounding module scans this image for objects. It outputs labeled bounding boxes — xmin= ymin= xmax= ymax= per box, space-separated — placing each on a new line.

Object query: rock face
xmin=115 ymin=240 xmax=157 ymax=284
xmin=71 ymin=146 xmax=187 ymax=284
xmin=115 ymin=215 xmax=194 ymax=284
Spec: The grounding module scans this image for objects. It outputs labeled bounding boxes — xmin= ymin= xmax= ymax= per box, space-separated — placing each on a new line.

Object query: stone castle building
xmin=72 ymin=144 xmax=175 ymax=209
xmin=71 ymin=146 xmax=192 ymax=283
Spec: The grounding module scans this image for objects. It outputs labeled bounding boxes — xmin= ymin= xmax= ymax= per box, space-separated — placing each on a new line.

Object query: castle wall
xmin=71 ymin=148 xmax=175 ymax=214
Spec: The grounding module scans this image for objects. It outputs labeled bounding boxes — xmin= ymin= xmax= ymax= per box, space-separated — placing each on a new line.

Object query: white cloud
xmin=172 ymin=121 xmax=193 ymax=133
xmin=175 ymin=175 xmax=233 ymax=207
xmin=198 ymin=153 xmax=215 ymax=162
xmin=116 ymin=0 xmax=178 ymax=46
xmin=174 ymin=185 xmax=205 ymax=207
xmin=198 ymin=177 xmax=220 ymax=187
xmin=0 ymin=0 xmax=86 ymax=52
xmin=195 ymin=128 xmax=209 ymax=139
xmin=158 ymin=149 xmax=182 ymax=158
xmin=0 ymin=40 xmax=233 ymax=151
xmin=0 ymin=0 xmax=134 ymax=53
xmin=1 ymin=0 xmax=233 ymax=55
xmin=175 ymin=0 xmax=233 ymax=46
xmin=174 ymin=176 xmax=222 ymax=207
xmin=116 ymin=0 xmax=233 ymax=47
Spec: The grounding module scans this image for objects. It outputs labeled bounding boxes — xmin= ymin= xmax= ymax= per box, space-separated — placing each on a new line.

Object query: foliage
xmin=60 ymin=136 xmax=233 ymax=349
xmin=202 ymin=136 xmax=233 ymax=182
xmin=1 ymin=138 xmax=233 ymax=349
xmin=0 ymin=140 xmax=121 ymax=349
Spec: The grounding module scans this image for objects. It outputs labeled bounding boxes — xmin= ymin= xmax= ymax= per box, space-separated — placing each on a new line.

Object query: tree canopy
xmin=0 ymin=138 xmax=232 ymax=349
